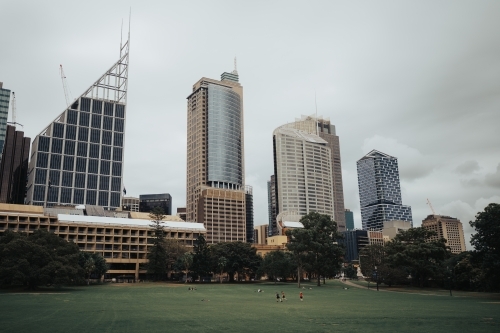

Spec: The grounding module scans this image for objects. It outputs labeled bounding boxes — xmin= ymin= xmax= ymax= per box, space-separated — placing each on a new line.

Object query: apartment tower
xmin=422 ymin=215 xmax=466 ymax=254
xmin=0 ymin=82 xmax=11 ymax=162
xmin=186 ymin=65 xmax=246 ymax=243
xmin=26 ymin=36 xmax=130 ymax=209
xmin=357 ymin=150 xmax=412 ymax=231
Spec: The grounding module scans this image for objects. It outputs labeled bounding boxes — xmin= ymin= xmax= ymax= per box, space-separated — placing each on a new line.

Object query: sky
xmin=1 ymin=1 xmax=499 ymax=249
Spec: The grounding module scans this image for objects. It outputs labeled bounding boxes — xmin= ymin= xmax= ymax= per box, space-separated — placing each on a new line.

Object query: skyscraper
xmin=26 ymin=36 xmax=130 ymax=209
xmin=345 ymin=209 xmax=354 ymax=231
xmin=282 ymin=115 xmax=345 ymax=231
xmin=0 ymin=82 xmax=11 ymax=163
xmin=0 ymin=125 xmax=30 ymax=204
xmin=186 ymin=66 xmax=246 ymax=243
xmin=272 ymin=124 xmax=334 ymax=219
xmin=357 ymin=150 xmax=412 ymax=231
xmin=267 ymin=175 xmax=277 ymax=236
xmin=245 ymin=185 xmax=254 ymax=243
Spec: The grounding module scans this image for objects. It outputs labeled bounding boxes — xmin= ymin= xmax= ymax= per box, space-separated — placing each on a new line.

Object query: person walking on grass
xmin=276 ymin=292 xmax=281 ymax=302
xmin=299 ymin=292 xmax=303 ymax=301
xmin=281 ymin=291 xmax=286 ymax=301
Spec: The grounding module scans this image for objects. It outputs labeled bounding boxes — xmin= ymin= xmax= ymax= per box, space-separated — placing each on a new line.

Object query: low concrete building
xmin=122 ymin=197 xmax=139 ymax=212
xmin=422 ymin=215 xmax=466 ymax=254
xmin=254 ymin=224 xmax=268 ymax=245
xmin=381 ymin=220 xmax=412 ymax=240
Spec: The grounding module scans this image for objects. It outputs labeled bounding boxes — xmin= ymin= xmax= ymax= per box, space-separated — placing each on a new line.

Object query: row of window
xmin=39 ymin=137 xmax=122 ymax=158
xmin=35 ymin=169 xmax=121 ymax=190
xmin=47 ymin=125 xmax=124 ymax=146
xmin=36 ymin=154 xmax=122 ymax=176
xmin=33 ymin=185 xmax=121 ymax=206
xmin=66 ymin=110 xmax=125 ymax=131
xmin=79 ymin=98 xmax=125 ymax=118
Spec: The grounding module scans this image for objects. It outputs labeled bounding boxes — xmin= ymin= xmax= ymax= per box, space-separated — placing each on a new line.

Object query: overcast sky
xmin=1 ymin=1 xmax=499 ymax=248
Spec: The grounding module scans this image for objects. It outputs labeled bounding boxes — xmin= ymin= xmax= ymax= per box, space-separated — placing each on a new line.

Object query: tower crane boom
xmin=60 ymin=64 xmax=72 ymax=107
xmin=426 ymin=198 xmax=436 ymax=215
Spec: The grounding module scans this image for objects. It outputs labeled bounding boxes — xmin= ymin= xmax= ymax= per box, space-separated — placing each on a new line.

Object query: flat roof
xmin=282 ymin=221 xmax=304 ymax=228
xmin=57 ymin=214 xmax=206 ymax=231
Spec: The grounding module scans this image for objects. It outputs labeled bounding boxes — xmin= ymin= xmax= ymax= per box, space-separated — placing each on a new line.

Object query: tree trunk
xmin=297 ymin=266 xmax=301 ymax=288
xmin=317 ymin=273 xmax=321 ymax=286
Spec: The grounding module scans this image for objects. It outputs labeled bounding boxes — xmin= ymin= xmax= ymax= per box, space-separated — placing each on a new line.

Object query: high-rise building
xmin=0 ymin=82 xmax=11 ymax=162
xmin=139 ymin=193 xmax=172 ymax=215
xmin=422 ymin=215 xmax=466 ymax=254
xmin=245 ymin=185 xmax=254 ymax=243
xmin=357 ymin=150 xmax=412 ymax=231
xmin=26 ymin=37 xmax=130 ymax=209
xmin=286 ymin=115 xmax=345 ymax=230
xmin=339 ymin=230 xmax=369 ymax=262
xmin=122 ymin=196 xmax=139 ymax=212
xmin=272 ymin=124 xmax=334 ymax=219
xmin=0 ymin=125 xmax=30 ymax=204
xmin=176 ymin=207 xmax=187 ymax=221
xmin=186 ymin=66 xmax=246 ymax=243
xmin=253 ymin=224 xmax=268 ymax=245
xmin=345 ymin=209 xmax=354 ymax=230
xmin=267 ymin=175 xmax=277 ymax=236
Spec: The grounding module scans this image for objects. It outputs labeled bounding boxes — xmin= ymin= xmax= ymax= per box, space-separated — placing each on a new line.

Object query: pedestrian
xmin=299 ymin=292 xmax=303 ymax=301
xmin=281 ymin=291 xmax=286 ymax=301
xmin=276 ymin=292 xmax=281 ymax=302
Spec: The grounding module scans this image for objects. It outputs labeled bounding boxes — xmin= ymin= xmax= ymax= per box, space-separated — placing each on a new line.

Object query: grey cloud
xmin=484 ymin=164 xmax=500 ymax=188
xmin=455 ymin=160 xmax=480 ymax=174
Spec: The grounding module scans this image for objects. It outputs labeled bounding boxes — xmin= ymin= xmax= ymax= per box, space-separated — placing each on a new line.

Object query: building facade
xmin=176 ymin=207 xmax=186 ymax=221
xmin=345 ymin=209 xmax=354 ymax=231
xmin=122 ymin=197 xmax=139 ymax=212
xmin=245 ymin=185 xmax=254 ymax=243
xmin=381 ymin=220 xmax=412 ymax=240
xmin=422 ymin=215 xmax=466 ymax=254
xmin=186 ymin=67 xmax=246 ymax=243
xmin=340 ymin=230 xmax=369 ymax=262
xmin=139 ymin=193 xmax=172 ymax=215
xmin=272 ymin=125 xmax=334 ymax=220
xmin=267 ymin=175 xmax=277 ymax=236
xmin=357 ymin=150 xmax=412 ymax=231
xmin=26 ymin=38 xmax=130 ymax=210
xmin=253 ymin=224 xmax=268 ymax=245
xmin=0 ymin=125 xmax=30 ymax=204
xmin=0 ymin=82 xmax=10 ymax=162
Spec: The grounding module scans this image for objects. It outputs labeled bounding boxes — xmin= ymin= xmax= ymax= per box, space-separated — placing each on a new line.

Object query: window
xmin=67 ymin=110 xmax=78 ymax=124
xmin=63 ymin=156 xmax=74 ymax=171
xmin=103 ymin=117 xmax=113 ymax=130
xmin=111 ymin=177 xmax=121 ymax=191
xmin=114 ymin=118 xmax=124 ymax=132
xmin=112 ymin=147 xmax=122 ymax=161
xmin=77 ymin=142 xmax=87 ymax=157
xmin=90 ymin=129 xmax=100 ymax=143
xmin=76 ymin=158 xmax=87 ymax=172
xmin=100 ymin=160 xmax=110 ymax=175
xmin=87 ymin=175 xmax=98 ymax=189
xmin=89 ymin=144 xmax=100 ymax=158
xmin=53 ymin=123 xmax=64 ymax=138
xmin=115 ymin=104 xmax=125 ymax=118
xmin=74 ymin=189 xmax=84 ymax=204
xmin=104 ymin=102 xmax=114 ymax=116
xmin=49 ymin=170 xmax=60 ymax=185
xmin=99 ymin=176 xmax=109 ymax=191
xmin=112 ymin=163 xmax=122 ymax=176
xmin=113 ymin=133 xmax=123 ymax=147
xmin=102 ymin=131 xmax=112 ymax=145
xmin=47 ymin=187 xmax=59 ymax=203
xmin=81 ymin=98 xmax=91 ymax=111
xmin=34 ymin=185 xmax=45 ymax=201
xmin=64 ymin=125 xmax=76 ymax=140
xmin=36 ymin=152 xmax=49 ymax=168
xmin=50 ymin=154 xmax=62 ymax=169
xmin=79 ymin=113 xmax=90 ymax=127
xmin=64 ymin=140 xmax=75 ymax=155
xmin=60 ymin=188 xmax=72 ymax=203
xmin=88 ymin=159 xmax=99 ymax=174
xmin=38 ymin=137 xmax=50 ymax=152
xmin=101 ymin=146 xmax=111 ymax=160
xmin=35 ymin=169 xmax=47 ymax=185
xmin=61 ymin=172 xmax=73 ymax=187
xmin=110 ymin=192 xmax=120 ymax=207
xmin=86 ymin=190 xmax=97 ymax=205
xmin=51 ymin=138 xmax=63 ymax=154
xmin=75 ymin=173 xmax=85 ymax=188
xmin=91 ymin=115 xmax=102 ymax=128
xmin=98 ymin=191 xmax=109 ymax=206
xmin=92 ymin=100 xmax=102 ymax=114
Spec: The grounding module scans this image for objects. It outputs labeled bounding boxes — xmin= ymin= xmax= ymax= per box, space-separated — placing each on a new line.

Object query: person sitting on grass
xmin=281 ymin=291 xmax=286 ymax=301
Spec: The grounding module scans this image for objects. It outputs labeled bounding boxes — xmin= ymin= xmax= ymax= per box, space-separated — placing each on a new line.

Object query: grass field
xmin=0 ymin=281 xmax=499 ymax=333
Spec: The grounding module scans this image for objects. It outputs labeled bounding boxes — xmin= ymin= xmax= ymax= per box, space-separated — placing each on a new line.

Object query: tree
xmin=146 ymin=207 xmax=168 ymax=281
xmin=191 ymin=235 xmax=212 ymax=281
xmin=0 ymin=230 xmax=81 ymax=290
xmin=343 ymin=264 xmax=357 ymax=280
xmin=177 ymin=252 xmax=193 ymax=283
xmin=259 ymin=250 xmax=294 ymax=282
xmin=286 ymin=212 xmax=344 ymax=287
xmin=470 ymin=203 xmax=500 ymax=291
xmin=164 ymin=238 xmax=188 ymax=277
xmin=211 ymin=242 xmax=262 ymax=282
xmin=385 ymin=227 xmax=449 ymax=287
xmin=79 ymin=252 xmax=108 ymax=285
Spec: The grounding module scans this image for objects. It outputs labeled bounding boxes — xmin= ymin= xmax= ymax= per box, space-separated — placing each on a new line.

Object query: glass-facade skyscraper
xmin=26 ymin=38 xmax=129 ymax=209
xmin=0 ymin=82 xmax=11 ymax=162
xmin=357 ymin=150 xmax=412 ymax=231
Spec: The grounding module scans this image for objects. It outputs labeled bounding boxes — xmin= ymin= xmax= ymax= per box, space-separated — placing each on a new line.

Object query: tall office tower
xmin=0 ymin=82 xmax=11 ymax=162
xmin=345 ymin=209 xmax=354 ymax=231
xmin=0 ymin=125 xmax=30 ymax=204
xmin=267 ymin=175 xmax=277 ymax=236
xmin=422 ymin=215 xmax=466 ymax=254
xmin=139 ymin=193 xmax=172 ymax=215
xmin=186 ymin=66 xmax=246 ymax=243
xmin=272 ymin=125 xmax=334 ymax=219
xmin=245 ymin=185 xmax=254 ymax=243
xmin=26 ymin=37 xmax=130 ymax=209
xmin=357 ymin=150 xmax=412 ymax=231
xmin=284 ymin=115 xmax=345 ymax=231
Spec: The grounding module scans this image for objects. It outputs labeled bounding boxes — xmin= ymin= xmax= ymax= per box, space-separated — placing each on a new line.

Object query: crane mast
xmin=60 ymin=64 xmax=72 ymax=107
xmin=7 ymin=92 xmax=23 ymax=128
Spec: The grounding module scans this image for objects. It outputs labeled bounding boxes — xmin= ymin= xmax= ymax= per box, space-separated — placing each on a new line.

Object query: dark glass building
xmin=345 ymin=209 xmax=355 ymax=231
xmin=357 ymin=150 xmax=412 ymax=231
xmin=25 ymin=38 xmax=130 ymax=209
xmin=339 ymin=230 xmax=369 ymax=263
xmin=139 ymin=193 xmax=172 ymax=215
xmin=245 ymin=185 xmax=254 ymax=243
xmin=0 ymin=125 xmax=30 ymax=204
xmin=267 ymin=175 xmax=277 ymax=236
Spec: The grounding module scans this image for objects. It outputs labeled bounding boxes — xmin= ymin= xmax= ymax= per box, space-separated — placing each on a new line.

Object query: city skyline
xmin=1 ymin=1 xmax=500 ymax=248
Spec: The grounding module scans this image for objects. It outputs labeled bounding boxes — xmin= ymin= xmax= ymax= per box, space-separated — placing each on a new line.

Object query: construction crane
xmin=426 ymin=198 xmax=436 ymax=215
xmin=60 ymin=64 xmax=72 ymax=107
xmin=7 ymin=92 xmax=23 ymax=128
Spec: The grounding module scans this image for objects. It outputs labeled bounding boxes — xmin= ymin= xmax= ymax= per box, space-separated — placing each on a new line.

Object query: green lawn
xmin=0 ymin=281 xmax=499 ymax=333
